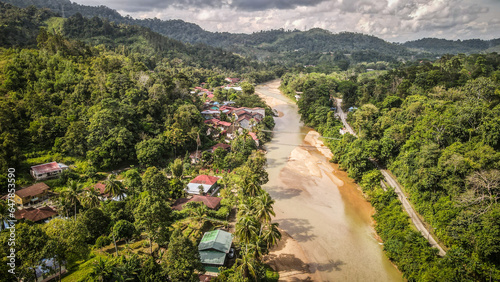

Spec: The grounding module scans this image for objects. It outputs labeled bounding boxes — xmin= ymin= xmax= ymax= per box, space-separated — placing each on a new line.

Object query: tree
xmin=164 ymin=229 xmax=203 ymax=281
xmin=241 ymin=81 xmax=255 ymax=95
xmin=80 ymin=186 xmax=101 ymax=209
xmin=133 ymin=193 xmax=172 ymax=254
xmin=254 ymin=192 xmax=276 ymax=225
xmin=123 ymin=168 xmax=142 ymax=195
xmin=63 ymin=180 xmax=82 ymax=220
xmin=105 ymin=174 xmax=125 ymax=200
xmin=171 ymin=158 xmax=184 ymax=179
xmin=142 ymin=166 xmax=170 ymax=199
xmin=44 ymin=218 xmax=89 ymax=281
xmin=113 ymin=220 xmax=136 ymax=243
xmin=80 ymin=207 xmax=111 ymax=244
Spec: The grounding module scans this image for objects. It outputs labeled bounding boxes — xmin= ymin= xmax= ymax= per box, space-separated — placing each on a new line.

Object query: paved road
xmin=335 ymin=98 xmax=356 ymax=136
xmin=336 ymin=98 xmax=447 ymax=257
xmin=380 ymin=170 xmax=446 ymax=256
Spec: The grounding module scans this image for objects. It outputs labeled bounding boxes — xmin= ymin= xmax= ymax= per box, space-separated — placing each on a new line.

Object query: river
xmin=256 ymin=80 xmax=402 ymax=281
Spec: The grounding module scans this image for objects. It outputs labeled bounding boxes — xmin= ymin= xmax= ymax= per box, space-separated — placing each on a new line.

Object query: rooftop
xmin=15 ymin=206 xmax=57 ymax=222
xmin=15 ymin=182 xmax=50 ymax=198
xmin=190 ymin=175 xmax=220 ymax=186
xmin=31 ymin=162 xmax=61 ymax=175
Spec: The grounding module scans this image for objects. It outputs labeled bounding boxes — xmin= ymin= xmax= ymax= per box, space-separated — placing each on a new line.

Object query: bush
xmin=95 ymin=235 xmax=111 ymax=248
xmin=214 ymin=206 xmax=230 ymax=219
xmin=264 ymin=264 xmax=279 ymax=282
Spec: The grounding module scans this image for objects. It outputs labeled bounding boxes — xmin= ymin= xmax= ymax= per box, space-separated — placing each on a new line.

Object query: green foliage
xmin=163 ymin=228 xmax=203 ymax=281
xmin=95 ymin=235 xmax=111 ymax=248
xmin=285 ymin=53 xmax=500 ymax=280
xmin=112 ymin=219 xmax=137 ymax=242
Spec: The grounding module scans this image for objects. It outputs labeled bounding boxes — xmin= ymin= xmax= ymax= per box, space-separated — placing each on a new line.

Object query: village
xmin=2 ymin=76 xmax=279 ymax=281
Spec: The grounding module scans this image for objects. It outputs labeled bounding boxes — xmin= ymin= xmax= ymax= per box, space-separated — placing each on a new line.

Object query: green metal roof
xmin=198 ymin=230 xmax=233 ymax=253
xmin=199 ymin=250 xmax=227 ymax=266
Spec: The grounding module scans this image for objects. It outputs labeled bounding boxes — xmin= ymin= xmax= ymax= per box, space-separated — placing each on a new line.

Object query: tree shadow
xmin=264 ymin=253 xmax=310 ymax=273
xmin=310 ymin=259 xmax=345 ymax=273
xmin=275 ymin=218 xmax=316 ymax=242
xmin=266 ymin=185 xmax=302 ymax=200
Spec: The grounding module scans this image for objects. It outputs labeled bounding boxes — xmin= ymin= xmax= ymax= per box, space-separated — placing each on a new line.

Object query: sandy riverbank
xmin=255 ymin=80 xmax=289 ymax=108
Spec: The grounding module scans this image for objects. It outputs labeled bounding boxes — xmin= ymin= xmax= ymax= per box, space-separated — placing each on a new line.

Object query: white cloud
xmin=73 ymin=0 xmax=500 ymax=42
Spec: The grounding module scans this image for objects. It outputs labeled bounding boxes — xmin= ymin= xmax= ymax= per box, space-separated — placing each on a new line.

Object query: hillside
xmin=404 ymin=37 xmax=500 ymax=55
xmin=0 ymin=0 xmax=418 ymax=66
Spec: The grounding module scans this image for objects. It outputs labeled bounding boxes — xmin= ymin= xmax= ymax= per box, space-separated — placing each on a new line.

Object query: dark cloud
xmin=230 ymin=0 xmax=329 ymax=11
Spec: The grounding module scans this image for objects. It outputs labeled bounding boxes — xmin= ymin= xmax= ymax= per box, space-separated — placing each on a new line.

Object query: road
xmin=336 ymin=98 xmax=447 ymax=257
xmin=335 ymin=98 xmax=356 ymax=136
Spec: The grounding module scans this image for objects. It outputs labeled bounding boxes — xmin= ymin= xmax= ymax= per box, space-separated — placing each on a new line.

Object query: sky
xmin=73 ymin=0 xmax=500 ymax=42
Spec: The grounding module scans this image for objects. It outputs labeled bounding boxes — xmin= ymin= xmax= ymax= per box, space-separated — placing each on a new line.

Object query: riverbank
xmin=256 ymin=80 xmax=402 ymax=281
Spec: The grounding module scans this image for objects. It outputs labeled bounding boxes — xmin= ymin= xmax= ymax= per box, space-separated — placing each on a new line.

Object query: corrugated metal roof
xmin=199 ymin=251 xmax=226 ymax=266
xmin=198 ymin=230 xmax=232 ymax=253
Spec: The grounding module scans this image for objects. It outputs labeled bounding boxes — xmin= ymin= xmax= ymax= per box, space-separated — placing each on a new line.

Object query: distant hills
xmin=2 ymin=0 xmax=500 ymax=65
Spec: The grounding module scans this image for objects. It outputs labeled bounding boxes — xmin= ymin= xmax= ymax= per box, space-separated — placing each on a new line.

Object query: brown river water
xmin=257 ymin=81 xmax=402 ymax=281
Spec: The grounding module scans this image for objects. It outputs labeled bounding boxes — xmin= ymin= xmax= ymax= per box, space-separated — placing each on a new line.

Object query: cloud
xmin=74 ymin=0 xmax=499 ymax=41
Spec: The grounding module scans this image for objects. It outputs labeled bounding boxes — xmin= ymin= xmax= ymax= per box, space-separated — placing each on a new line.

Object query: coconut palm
xmin=261 ymin=222 xmax=282 ymax=252
xmin=235 ymin=215 xmax=259 ymax=245
xmin=235 ymin=246 xmax=258 ymax=279
xmin=81 ymin=186 xmax=101 ymax=209
xmin=255 ymin=192 xmax=276 ymax=225
xmin=55 ymin=195 xmax=71 ymax=218
xmin=105 ymin=174 xmax=125 ymax=200
xmin=63 ymin=180 xmax=82 ymax=220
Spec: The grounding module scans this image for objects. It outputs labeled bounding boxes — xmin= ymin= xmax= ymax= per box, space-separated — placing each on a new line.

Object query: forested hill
xmin=0 ymin=2 xmax=284 ymax=80
xmin=404 ymin=38 xmax=500 ymax=55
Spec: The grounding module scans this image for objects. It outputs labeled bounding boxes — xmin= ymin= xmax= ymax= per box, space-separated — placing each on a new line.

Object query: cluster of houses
xmin=201 ymin=102 xmax=265 ymax=145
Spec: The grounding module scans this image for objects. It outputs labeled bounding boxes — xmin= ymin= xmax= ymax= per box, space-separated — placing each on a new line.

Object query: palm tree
xmin=261 ymin=222 xmax=282 ymax=252
xmin=255 ymin=192 xmax=276 ymax=225
xmin=55 ymin=195 xmax=71 ymax=218
xmin=235 ymin=215 xmax=259 ymax=245
xmin=63 ymin=180 xmax=82 ymax=220
xmin=235 ymin=246 xmax=258 ymax=279
xmin=81 ymin=186 xmax=101 ymax=209
xmin=105 ymin=174 xmax=125 ymax=200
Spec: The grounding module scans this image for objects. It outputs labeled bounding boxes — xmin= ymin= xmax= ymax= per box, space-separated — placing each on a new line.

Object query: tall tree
xmin=163 ymin=229 xmax=203 ymax=281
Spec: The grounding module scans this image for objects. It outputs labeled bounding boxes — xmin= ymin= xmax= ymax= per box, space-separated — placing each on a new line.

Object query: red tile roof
xmin=218 ymin=121 xmax=231 ymax=127
xmin=190 ymin=175 xmax=219 ymax=186
xmin=15 ymin=183 xmax=50 ymax=198
xmin=93 ymin=183 xmax=111 ymax=197
xmin=31 ymin=162 xmax=61 ymax=175
xmin=172 ymin=195 xmax=222 ymax=211
xmin=15 ymin=206 xmax=57 ymax=222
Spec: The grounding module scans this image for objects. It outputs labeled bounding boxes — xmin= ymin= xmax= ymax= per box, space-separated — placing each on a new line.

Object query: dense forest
xmin=6 ymin=0 xmax=500 ymax=67
xmin=281 ymin=53 xmax=500 ymax=281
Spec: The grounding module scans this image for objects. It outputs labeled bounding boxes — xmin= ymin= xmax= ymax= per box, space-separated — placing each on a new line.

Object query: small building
xmin=30 ymin=162 xmax=69 ymax=180
xmin=198 ymin=230 xmax=233 ymax=273
xmin=14 ymin=206 xmax=58 ymax=223
xmin=172 ymin=195 xmax=222 ymax=211
xmin=186 ymin=175 xmax=220 ymax=195
xmin=14 ymin=182 xmax=51 ymax=207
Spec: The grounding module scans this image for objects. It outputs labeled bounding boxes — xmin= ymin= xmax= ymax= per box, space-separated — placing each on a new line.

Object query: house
xmin=201 ymin=110 xmax=221 ymax=119
xmin=92 ymin=183 xmax=126 ymax=201
xmin=14 ymin=182 xmax=51 ymax=207
xmin=14 ymin=206 xmax=58 ymax=223
xmin=210 ymin=143 xmax=231 ymax=153
xmin=30 ymin=162 xmax=69 ymax=180
xmin=198 ymin=230 xmax=233 ymax=273
xmin=172 ymin=195 xmax=222 ymax=211
xmin=248 ymin=132 xmax=259 ymax=147
xmin=224 ymin=77 xmax=240 ymax=84
xmin=186 ymin=175 xmax=220 ymax=195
